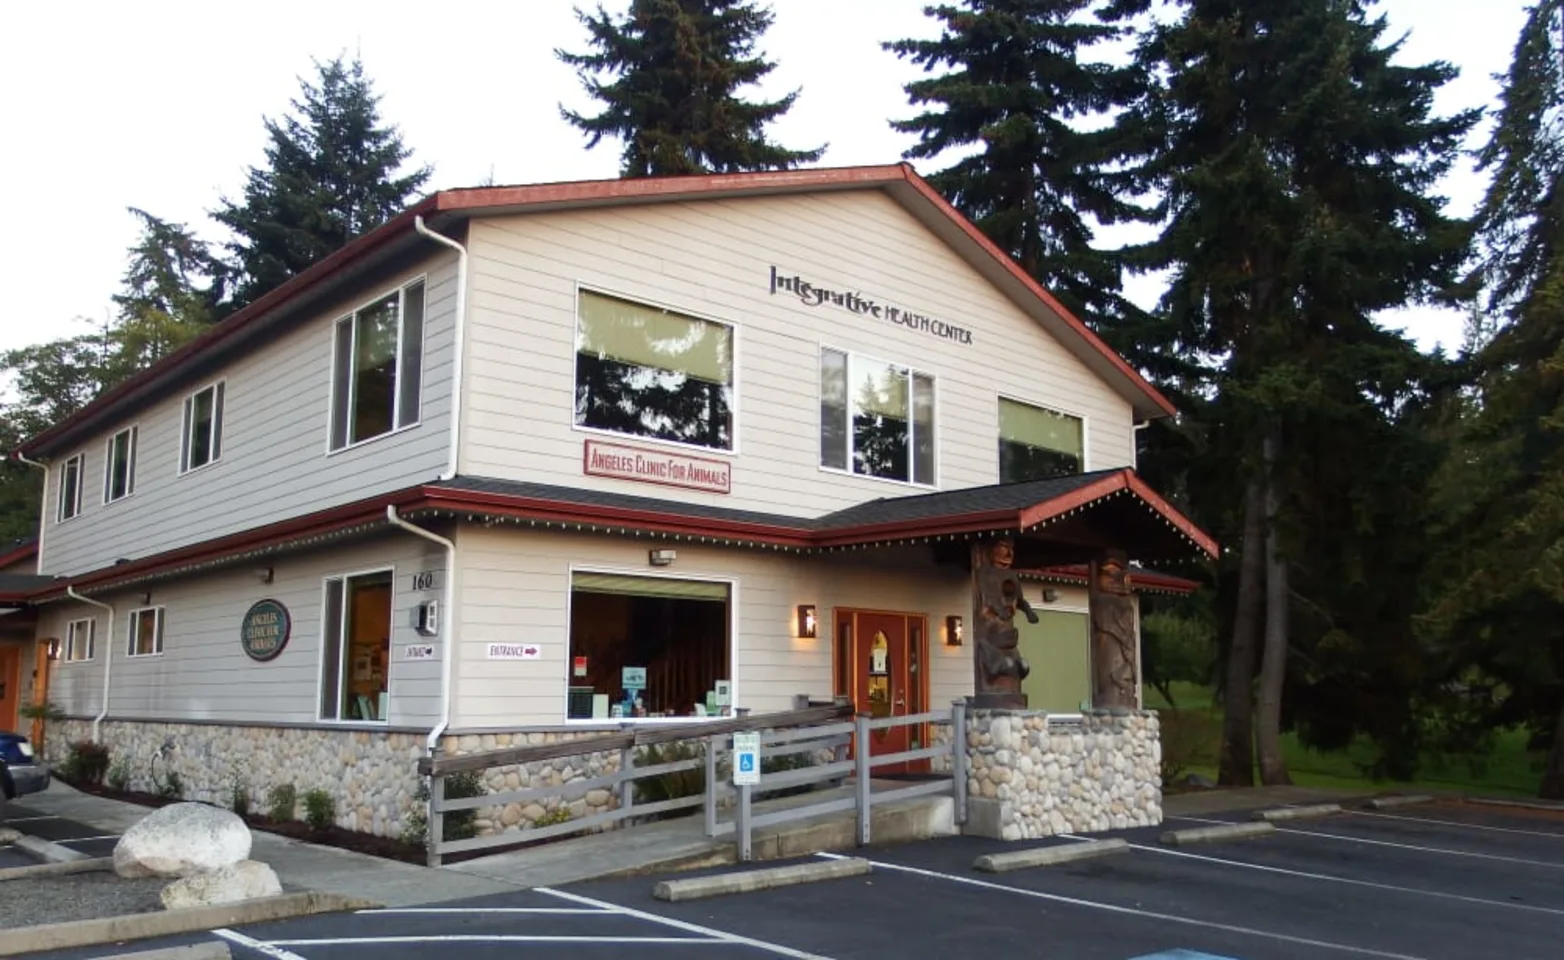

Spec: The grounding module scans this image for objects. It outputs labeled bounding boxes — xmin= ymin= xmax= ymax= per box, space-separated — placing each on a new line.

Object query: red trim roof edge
xmin=0 ymin=539 xmax=39 ymax=571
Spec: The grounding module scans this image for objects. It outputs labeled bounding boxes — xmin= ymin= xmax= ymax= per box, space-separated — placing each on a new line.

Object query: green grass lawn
xmin=1145 ymin=681 xmax=1545 ymax=798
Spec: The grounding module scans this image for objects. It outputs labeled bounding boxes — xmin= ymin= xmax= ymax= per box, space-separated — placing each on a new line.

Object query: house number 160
xmin=411 ymin=571 xmax=439 ymax=592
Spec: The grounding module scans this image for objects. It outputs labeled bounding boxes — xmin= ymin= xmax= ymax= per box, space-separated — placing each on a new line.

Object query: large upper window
xmin=180 ymin=382 xmax=225 ymax=474
xmin=104 ymin=426 xmax=137 ymax=503
xmin=574 ymin=290 xmax=734 ymax=451
xmin=65 ymin=617 xmax=95 ymax=662
xmin=57 ymin=454 xmax=84 ymax=522
xmin=567 ymin=572 xmax=731 ymax=720
xmin=321 ymin=570 xmax=392 ymax=723
xmin=330 ymin=281 xmax=426 ymax=450
xmin=820 ymin=348 xmax=935 ymax=485
xmin=127 ymin=607 xmax=164 ymax=657
xmin=998 ymin=397 xmax=1083 ymax=483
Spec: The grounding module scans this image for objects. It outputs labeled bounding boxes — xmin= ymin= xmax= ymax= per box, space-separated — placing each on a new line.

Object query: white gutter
xmin=413 ymin=216 xmax=468 ymax=482
xmin=13 ymin=453 xmax=49 ymax=570
xmin=385 ymin=505 xmax=456 ymax=757
xmin=65 ymin=586 xmax=115 ymax=742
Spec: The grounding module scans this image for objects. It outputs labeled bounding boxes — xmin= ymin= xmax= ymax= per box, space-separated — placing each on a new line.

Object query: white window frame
xmin=126 ymin=606 xmax=165 ymax=658
xmin=570 ymin=282 xmax=742 ymax=458
xmin=65 ymin=617 xmax=95 ymax=662
xmin=818 ymin=343 xmax=939 ymax=489
xmin=327 ymin=277 xmax=427 ymax=454
xmin=317 ymin=565 xmax=396 ymax=725
xmin=562 ymin=564 xmax=739 ymax=727
xmin=56 ymin=453 xmax=85 ymax=522
xmin=103 ymin=425 xmax=138 ymax=504
xmin=996 ymin=393 xmax=1091 ymax=481
xmin=178 ymin=380 xmax=226 ymax=475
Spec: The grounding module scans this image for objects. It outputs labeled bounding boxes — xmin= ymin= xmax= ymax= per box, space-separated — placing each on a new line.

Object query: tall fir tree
xmin=556 ymin=0 xmax=824 ymax=176
xmin=1117 ymin=0 xmax=1475 ymax=784
xmin=110 ymin=208 xmax=225 ymax=373
xmin=215 ymin=55 xmax=431 ymax=310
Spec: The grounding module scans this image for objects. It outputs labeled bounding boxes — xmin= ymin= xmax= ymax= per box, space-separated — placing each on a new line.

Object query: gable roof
xmin=15 ymin=163 xmax=1174 ymax=459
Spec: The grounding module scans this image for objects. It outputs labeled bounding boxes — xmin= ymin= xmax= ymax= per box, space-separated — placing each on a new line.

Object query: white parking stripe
xmin=1169 ymin=815 xmax=1564 ymax=868
xmin=269 ymin=936 xmax=721 ymax=945
xmin=213 ymin=928 xmax=311 ymax=960
xmin=1127 ymin=842 xmax=1564 ymax=916
xmin=56 ymin=834 xmax=119 ymax=843
xmin=536 ymin=885 xmax=837 ymax=960
xmin=814 ymin=852 xmax=1426 ymax=960
xmin=1351 ymin=809 xmax=1564 ymax=839
xmin=358 ymin=907 xmax=609 ymax=914
xmin=1 ymin=815 xmax=58 ymax=823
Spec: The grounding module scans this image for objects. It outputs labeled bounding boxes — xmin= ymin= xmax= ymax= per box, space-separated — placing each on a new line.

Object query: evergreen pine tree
xmin=109 ymin=208 xmax=224 ymax=373
xmin=215 ymin=55 xmax=431 ymax=309
xmin=556 ymin=0 xmax=825 ymax=176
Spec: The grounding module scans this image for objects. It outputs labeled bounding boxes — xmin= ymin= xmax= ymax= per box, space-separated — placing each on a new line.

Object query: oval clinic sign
xmin=241 ymin=599 xmax=292 ymax=662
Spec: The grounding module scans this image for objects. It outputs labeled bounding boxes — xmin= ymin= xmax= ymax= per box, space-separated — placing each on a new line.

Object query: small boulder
xmin=160 ymin=860 xmax=281 ymax=909
xmin=114 ymin=802 xmax=252 ymax=878
xmin=0 ymin=827 xmax=21 ymax=845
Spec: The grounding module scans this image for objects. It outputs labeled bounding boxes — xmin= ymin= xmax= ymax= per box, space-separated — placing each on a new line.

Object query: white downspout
xmin=385 ymin=506 xmax=455 ymax=756
xmin=1132 ymin=421 xmax=1149 ymax=469
xmin=66 ymin=586 xmax=115 ymax=742
xmin=413 ymin=216 xmax=467 ymax=482
xmin=13 ymin=453 xmax=49 ymax=569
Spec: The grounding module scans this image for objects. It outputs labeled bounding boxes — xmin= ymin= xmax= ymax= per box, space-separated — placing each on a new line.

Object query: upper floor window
xmin=127 ymin=606 xmax=165 ymax=657
xmin=57 ymin=453 xmax=84 ymax=521
xmin=820 ymin=348 xmax=935 ymax=485
xmin=574 ymin=290 xmax=734 ymax=452
xmin=65 ymin=617 xmax=95 ymax=661
xmin=180 ymin=382 xmax=225 ymax=474
xmin=330 ymin=280 xmax=426 ymax=450
xmin=104 ymin=426 xmax=137 ymax=503
xmin=998 ymin=397 xmax=1083 ymax=483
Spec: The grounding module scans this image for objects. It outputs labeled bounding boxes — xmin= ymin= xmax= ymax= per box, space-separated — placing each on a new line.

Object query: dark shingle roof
xmin=816 ymin=470 xmax=1117 ymax=529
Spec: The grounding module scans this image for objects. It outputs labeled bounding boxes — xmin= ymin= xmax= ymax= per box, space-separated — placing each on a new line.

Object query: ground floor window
xmin=1017 ymin=609 xmax=1092 ymax=713
xmin=65 ymin=618 xmax=95 ymax=662
xmin=567 ymin=571 xmax=731 ymax=720
xmin=127 ymin=607 xmax=164 ymax=657
xmin=321 ymin=570 xmax=392 ymax=722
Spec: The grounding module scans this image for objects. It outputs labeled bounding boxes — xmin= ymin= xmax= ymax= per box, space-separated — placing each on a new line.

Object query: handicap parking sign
xmin=732 ymin=732 xmax=761 ymax=786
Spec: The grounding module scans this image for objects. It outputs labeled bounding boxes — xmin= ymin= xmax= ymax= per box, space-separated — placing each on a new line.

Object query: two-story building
xmin=8 ymin=163 xmax=1213 ymax=838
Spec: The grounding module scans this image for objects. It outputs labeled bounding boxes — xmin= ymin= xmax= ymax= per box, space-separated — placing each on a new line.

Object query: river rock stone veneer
xmin=963 ymin=709 xmax=1161 ymax=840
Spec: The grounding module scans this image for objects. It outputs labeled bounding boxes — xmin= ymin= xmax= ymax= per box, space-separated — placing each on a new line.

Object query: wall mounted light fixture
xmin=46 ymin=637 xmax=61 ymax=661
xmin=945 ymin=615 xmax=964 ymax=646
xmin=797 ymin=604 xmax=817 ymax=639
xmin=649 ymin=548 xmax=676 ymax=567
xmin=1042 ymin=588 xmax=1059 ymax=603
xmin=257 ymin=567 xmax=274 ymax=584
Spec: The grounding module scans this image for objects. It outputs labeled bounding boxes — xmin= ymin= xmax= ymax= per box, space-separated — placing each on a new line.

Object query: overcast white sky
xmin=0 ymin=0 xmax=1528 ymax=363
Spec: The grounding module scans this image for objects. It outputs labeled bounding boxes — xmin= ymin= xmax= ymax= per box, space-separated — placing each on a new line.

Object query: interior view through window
xmin=321 ymin=570 xmax=392 ymax=722
xmin=567 ymin=572 xmax=731 ymax=720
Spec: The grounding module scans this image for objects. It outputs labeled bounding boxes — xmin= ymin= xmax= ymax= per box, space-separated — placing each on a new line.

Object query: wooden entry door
xmin=835 ymin=609 xmax=929 ymax=775
xmin=0 ymin=645 xmax=21 ymax=734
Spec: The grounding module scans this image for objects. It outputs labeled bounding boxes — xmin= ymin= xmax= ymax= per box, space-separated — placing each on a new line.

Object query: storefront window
xmin=574 ymin=291 xmax=734 ymax=451
xmin=567 ymin=572 xmax=731 ymax=720
xmin=998 ymin=397 xmax=1083 ymax=482
xmin=320 ymin=570 xmax=392 ymax=722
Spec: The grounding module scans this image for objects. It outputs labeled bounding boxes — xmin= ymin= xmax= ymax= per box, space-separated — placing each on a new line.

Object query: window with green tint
xmin=1017 ymin=609 xmax=1092 ymax=713
xmin=998 ymin=397 xmax=1082 ymax=483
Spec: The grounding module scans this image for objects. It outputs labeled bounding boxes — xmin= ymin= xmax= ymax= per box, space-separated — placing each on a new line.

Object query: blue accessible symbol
xmin=739 ymin=754 xmax=755 ymax=772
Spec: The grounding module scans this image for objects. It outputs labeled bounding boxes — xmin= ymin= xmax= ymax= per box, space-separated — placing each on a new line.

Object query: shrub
xmin=303 ymin=788 xmax=336 ymax=831
xmin=632 ymin=741 xmax=705 ymax=811
xmin=18 ymin=700 xmax=65 ymax=721
xmin=266 ymin=783 xmax=298 ymax=822
xmin=1158 ymin=708 xmax=1220 ymax=786
xmin=757 ymin=749 xmax=816 ymax=801
xmin=227 ymin=769 xmax=251 ymax=817
xmin=63 ymin=740 xmax=111 ymax=786
xmin=106 ymin=757 xmax=132 ymax=793
xmin=403 ymin=771 xmax=488 ymax=846
xmin=533 ymin=806 xmax=573 ymax=828
xmin=158 ymin=770 xmax=184 ymax=800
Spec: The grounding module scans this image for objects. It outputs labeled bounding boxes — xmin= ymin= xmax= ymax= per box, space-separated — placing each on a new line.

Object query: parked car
xmin=1 ymin=731 xmax=50 ymax=816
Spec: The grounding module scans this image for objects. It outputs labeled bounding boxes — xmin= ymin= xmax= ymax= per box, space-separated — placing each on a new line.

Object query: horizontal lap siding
xmin=41 ymin=253 xmax=459 ymax=577
xmin=34 ymin=534 xmax=447 ymax=727
xmin=459 ymin=191 xmax=1135 ymax=516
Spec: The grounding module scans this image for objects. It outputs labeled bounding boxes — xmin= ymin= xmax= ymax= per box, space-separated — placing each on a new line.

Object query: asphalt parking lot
xmin=13 ymin=798 xmax=1564 ymax=959
xmin=2 ymin=804 xmax=123 ymax=860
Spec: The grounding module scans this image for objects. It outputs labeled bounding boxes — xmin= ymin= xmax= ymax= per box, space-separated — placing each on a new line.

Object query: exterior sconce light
xmin=1042 ymin=588 xmax=1059 ymax=603
xmin=796 ymin=604 xmax=817 ymax=639
xmin=140 ymin=590 xmax=153 ymax=606
xmin=649 ymin=549 xmax=676 ymax=567
xmin=257 ymin=567 xmax=274 ymax=584
xmin=46 ymin=637 xmax=61 ymax=661
xmin=945 ymin=615 xmax=963 ymax=646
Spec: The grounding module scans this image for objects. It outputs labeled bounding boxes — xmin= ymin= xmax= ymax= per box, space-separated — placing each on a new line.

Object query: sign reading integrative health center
xmin=768 ymin=266 xmax=975 ymax=345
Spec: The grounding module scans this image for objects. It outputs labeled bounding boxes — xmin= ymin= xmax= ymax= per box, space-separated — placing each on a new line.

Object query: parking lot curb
xmin=973 ymin=838 xmax=1129 ymax=873
xmin=1159 ymin=822 xmax=1276 ymax=846
xmin=1252 ymin=803 xmax=1342 ymax=822
xmin=91 ymin=944 xmax=231 ymax=960
xmin=1464 ymin=796 xmax=1564 ymax=813
xmin=1366 ymin=795 xmax=1435 ymax=809
xmin=0 ymin=891 xmax=377 ymax=958
xmin=0 ymin=855 xmax=113 ymax=882
xmin=652 ymin=857 xmax=872 ymax=902
xmin=14 ymin=832 xmax=91 ymax=863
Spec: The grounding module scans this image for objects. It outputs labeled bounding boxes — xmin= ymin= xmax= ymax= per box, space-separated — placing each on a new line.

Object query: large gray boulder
xmin=160 ymin=860 xmax=281 ymax=909
xmin=114 ymin=802 xmax=252 ymax=878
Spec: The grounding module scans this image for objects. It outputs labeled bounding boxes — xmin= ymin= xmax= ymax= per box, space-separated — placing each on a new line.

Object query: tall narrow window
xmin=998 ymin=398 xmax=1083 ymax=483
xmin=104 ymin=426 xmax=137 ymax=503
xmin=65 ymin=617 xmax=95 ymax=661
xmin=127 ymin=607 xmax=164 ymax=657
xmin=819 ymin=349 xmax=936 ymax=485
xmin=180 ymin=382 xmax=225 ymax=473
xmin=330 ymin=280 xmax=425 ymax=450
xmin=320 ymin=570 xmax=393 ymax=722
xmin=574 ymin=290 xmax=734 ymax=451
xmin=57 ymin=454 xmax=84 ymax=521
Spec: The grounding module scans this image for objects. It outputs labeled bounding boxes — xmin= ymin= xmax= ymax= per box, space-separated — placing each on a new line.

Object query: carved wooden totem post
xmin=970 ymin=538 xmax=1038 ymax=709
xmin=1089 ymin=548 xmax=1139 ymax=709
